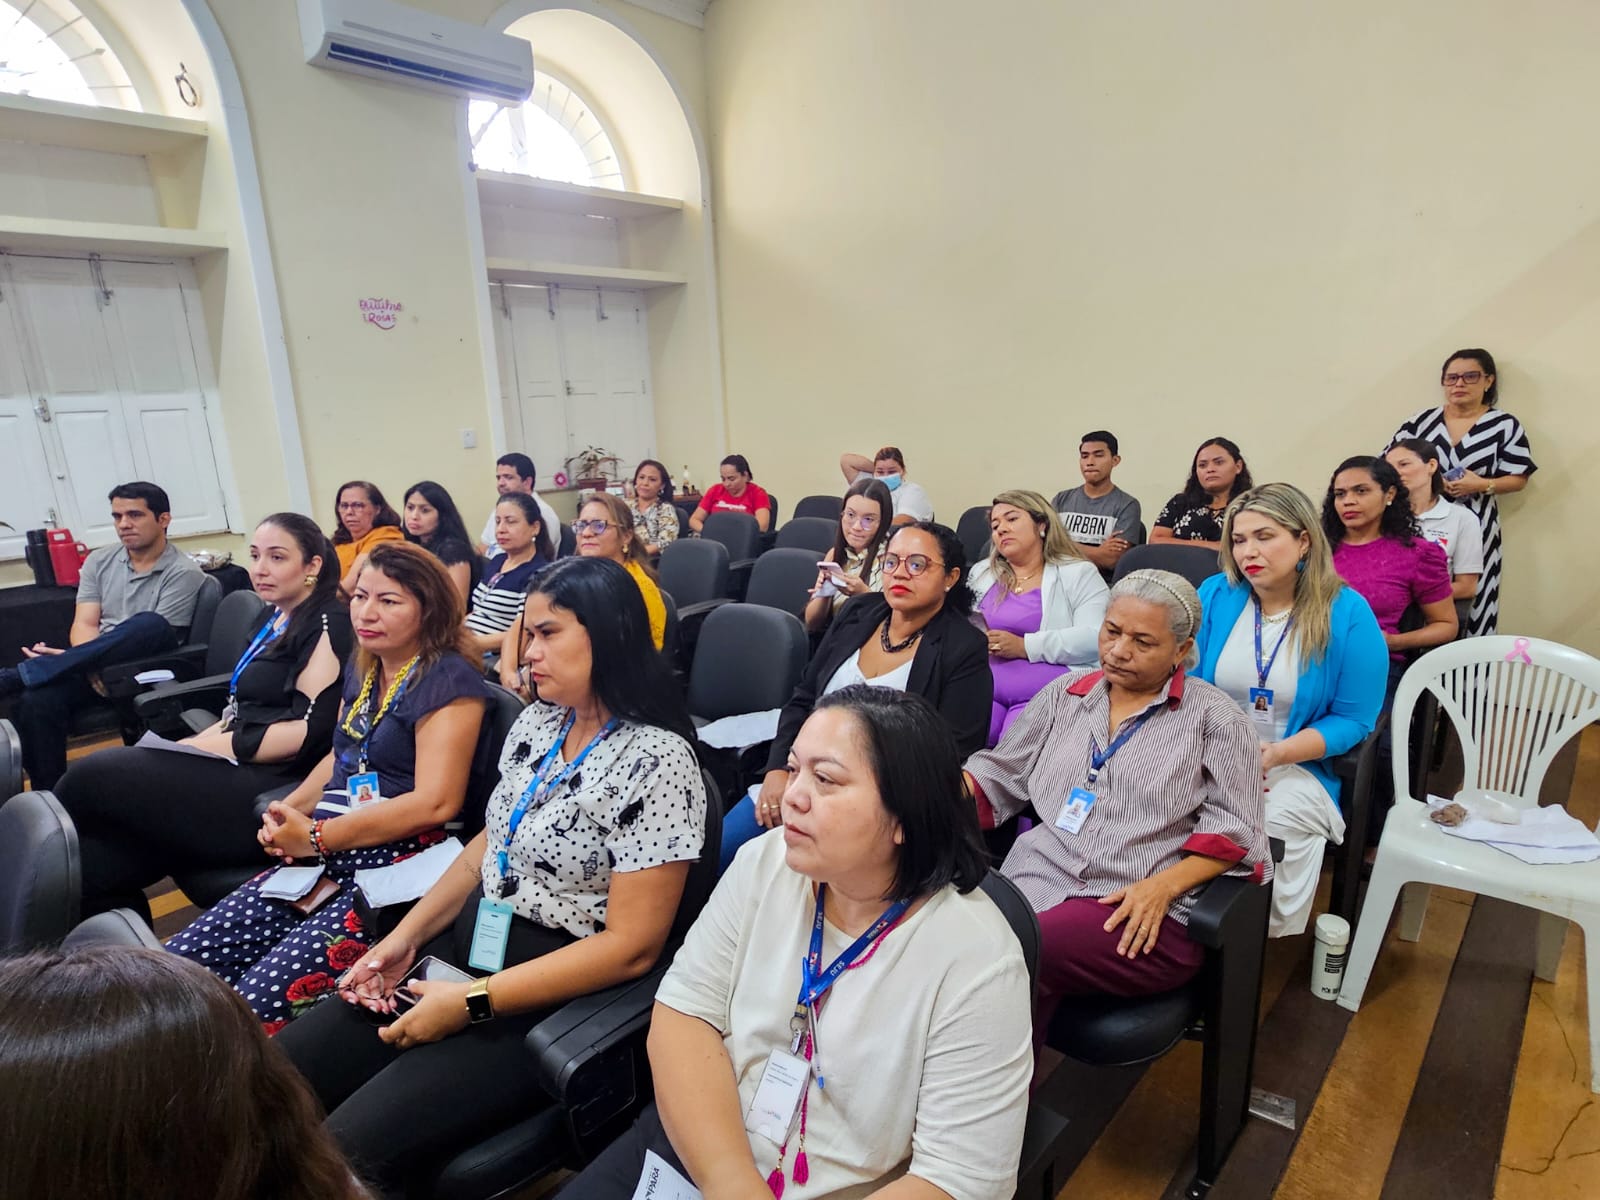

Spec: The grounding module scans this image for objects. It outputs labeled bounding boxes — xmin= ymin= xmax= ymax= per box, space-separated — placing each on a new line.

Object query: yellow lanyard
xmin=340 ymin=655 xmax=420 ymax=749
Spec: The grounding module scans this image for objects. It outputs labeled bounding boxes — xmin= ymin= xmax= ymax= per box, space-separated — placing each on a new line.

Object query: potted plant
xmin=565 ymin=446 xmax=623 ymax=491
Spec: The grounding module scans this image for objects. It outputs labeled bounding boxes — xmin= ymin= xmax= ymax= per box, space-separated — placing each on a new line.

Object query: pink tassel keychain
xmin=767 ymin=1034 xmax=815 ymax=1197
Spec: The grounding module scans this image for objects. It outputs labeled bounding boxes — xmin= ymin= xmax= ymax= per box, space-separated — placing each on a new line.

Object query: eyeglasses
xmin=1442 ymin=371 xmax=1484 ymax=386
xmin=572 ymin=520 xmax=616 ymax=535
xmin=338 ymin=502 xmax=372 ymax=512
xmin=882 ymin=553 xmax=944 ymax=577
xmin=842 ymin=513 xmax=880 ymax=529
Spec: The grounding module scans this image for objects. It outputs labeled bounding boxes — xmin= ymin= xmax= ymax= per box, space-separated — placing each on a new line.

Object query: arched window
xmin=0 ymin=0 xmax=139 ymax=109
xmin=469 ymin=73 xmax=623 ymax=189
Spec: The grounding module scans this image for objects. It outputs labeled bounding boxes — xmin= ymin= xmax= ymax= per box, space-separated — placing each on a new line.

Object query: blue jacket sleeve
xmin=1305 ymin=591 xmax=1388 ymax=758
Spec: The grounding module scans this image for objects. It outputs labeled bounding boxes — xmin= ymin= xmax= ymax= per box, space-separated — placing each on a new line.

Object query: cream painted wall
xmin=703 ymin=0 xmax=1600 ymax=653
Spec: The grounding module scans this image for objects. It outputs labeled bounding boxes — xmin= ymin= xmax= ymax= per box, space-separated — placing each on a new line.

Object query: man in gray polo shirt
xmin=1051 ymin=431 xmax=1144 ymax=579
xmin=0 ymin=481 xmax=206 ymax=788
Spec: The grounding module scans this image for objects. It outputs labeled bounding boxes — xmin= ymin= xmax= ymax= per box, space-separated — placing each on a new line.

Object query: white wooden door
xmin=96 ymin=260 xmax=229 ymax=537
xmin=595 ymin=288 xmax=652 ymax=469
xmin=502 ymin=284 xmax=567 ymax=483
xmin=0 ymin=291 xmax=60 ymax=560
xmin=4 ymin=256 xmax=134 ymax=545
xmin=554 ymin=286 xmax=606 ymax=466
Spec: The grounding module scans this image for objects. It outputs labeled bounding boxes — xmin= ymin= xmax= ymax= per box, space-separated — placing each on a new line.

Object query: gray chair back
xmin=62 ymin=907 xmax=163 ymax=951
xmin=180 ymin=573 xmax=224 ymax=645
xmin=0 ymin=790 xmax=81 ymax=953
xmin=1111 ymin=543 xmax=1221 ymax=590
xmin=701 ymin=512 xmax=762 ymax=562
xmin=774 ymin=517 xmax=838 ymax=556
xmin=956 ymin=506 xmax=992 ymax=564
xmin=744 ymin=547 xmax=824 ymax=620
xmin=794 ymin=494 xmax=843 ymax=521
xmin=687 ymin=605 xmax=808 ymax=722
xmin=0 ymin=719 xmax=20 ymax=802
xmin=658 ymin=539 xmax=730 ymax=608
xmin=202 ymin=590 xmax=271 ymax=676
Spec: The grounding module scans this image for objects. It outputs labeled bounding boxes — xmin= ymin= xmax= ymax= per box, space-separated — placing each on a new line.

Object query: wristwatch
xmin=466 ymin=977 xmax=496 ymax=1024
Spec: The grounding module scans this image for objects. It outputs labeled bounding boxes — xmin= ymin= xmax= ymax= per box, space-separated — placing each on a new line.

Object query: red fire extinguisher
xmin=45 ymin=529 xmax=90 ymax=588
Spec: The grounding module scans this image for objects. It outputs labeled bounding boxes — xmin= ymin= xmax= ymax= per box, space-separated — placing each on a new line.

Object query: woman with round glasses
xmin=1387 ymin=348 xmax=1535 ymax=635
xmin=572 ymin=492 xmax=666 ymax=650
xmin=328 ymin=480 xmax=404 ymax=597
xmin=718 ymin=521 xmax=991 ymax=870
xmin=803 ymin=476 xmax=895 ymax=633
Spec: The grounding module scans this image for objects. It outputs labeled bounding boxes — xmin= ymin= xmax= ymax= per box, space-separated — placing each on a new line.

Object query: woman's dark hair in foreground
xmin=402 ymin=480 xmax=476 ymax=552
xmin=527 ymin=556 xmax=694 ymax=747
xmin=256 ymin=511 xmax=341 ymax=645
xmin=0 ymin=947 xmax=365 ymax=1200
xmin=815 ymin=686 xmax=988 ymax=901
xmin=1182 ymin=436 xmax=1254 ymax=505
xmin=1321 ymin=455 xmax=1421 ymax=547
xmin=889 ymin=520 xmax=975 ymax=615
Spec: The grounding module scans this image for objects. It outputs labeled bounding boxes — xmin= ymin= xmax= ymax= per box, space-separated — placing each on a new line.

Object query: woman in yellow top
xmin=330 ymin=480 xmax=405 ymax=596
xmin=575 ymin=493 xmax=666 ymax=649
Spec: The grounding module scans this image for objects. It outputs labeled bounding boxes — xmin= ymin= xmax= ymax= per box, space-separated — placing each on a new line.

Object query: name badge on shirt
xmin=468 ymin=896 xmax=515 ymax=973
xmin=1248 ymin=687 xmax=1275 ymax=734
xmin=1055 ymin=786 xmax=1097 ymax=835
xmin=347 ymin=771 xmax=382 ymax=808
xmin=746 ymin=1049 xmax=810 ymax=1144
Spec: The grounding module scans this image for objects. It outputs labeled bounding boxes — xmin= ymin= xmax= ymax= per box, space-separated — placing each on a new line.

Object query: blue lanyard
xmin=1086 ymin=708 xmax=1158 ymax=785
xmin=1252 ymin=600 xmax=1295 ymax=689
xmin=230 ymin=611 xmax=285 ymax=696
xmin=496 ymin=710 xmax=618 ymax=881
xmin=796 ymin=885 xmax=910 ymax=1011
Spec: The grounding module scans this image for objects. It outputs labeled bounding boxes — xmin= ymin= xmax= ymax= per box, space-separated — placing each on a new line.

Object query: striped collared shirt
xmin=966 ymin=668 xmax=1271 ymax=925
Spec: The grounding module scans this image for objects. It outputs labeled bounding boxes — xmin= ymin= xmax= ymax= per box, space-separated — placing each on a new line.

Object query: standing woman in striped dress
xmin=1389 ymin=348 xmax=1536 ymax=636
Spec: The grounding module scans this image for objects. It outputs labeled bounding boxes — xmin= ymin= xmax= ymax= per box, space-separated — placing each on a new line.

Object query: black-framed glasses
xmin=882 ymin=553 xmax=944 ymax=577
xmin=572 ymin=519 xmax=616 ymax=535
xmin=1442 ymin=371 xmax=1484 ymax=385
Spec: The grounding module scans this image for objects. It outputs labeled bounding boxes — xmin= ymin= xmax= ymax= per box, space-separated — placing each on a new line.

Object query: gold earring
xmin=305 ymin=575 xmax=316 ymax=586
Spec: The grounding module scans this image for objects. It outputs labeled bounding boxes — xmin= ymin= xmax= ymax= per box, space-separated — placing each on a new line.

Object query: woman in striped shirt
xmin=464 ymin=494 xmax=552 ymax=657
xmin=963 ymin=570 xmax=1271 ymax=1029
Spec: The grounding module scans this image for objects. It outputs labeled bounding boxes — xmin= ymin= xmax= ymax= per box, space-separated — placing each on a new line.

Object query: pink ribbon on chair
xmin=1504 ymin=637 xmax=1533 ymax=665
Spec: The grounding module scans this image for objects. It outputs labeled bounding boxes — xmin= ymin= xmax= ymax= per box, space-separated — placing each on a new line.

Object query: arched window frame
xmin=469 ymin=70 xmax=625 ymax=189
xmin=0 ymin=0 xmax=139 ymax=109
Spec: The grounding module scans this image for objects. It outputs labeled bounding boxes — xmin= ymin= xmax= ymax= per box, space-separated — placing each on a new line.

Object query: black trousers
xmin=53 ymin=745 xmax=292 ymax=916
xmin=275 ymin=895 xmax=575 ymax=1199
xmin=562 ymin=1103 xmax=687 ymax=1200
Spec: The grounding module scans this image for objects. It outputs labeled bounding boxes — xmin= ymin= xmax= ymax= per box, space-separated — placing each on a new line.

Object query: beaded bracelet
xmin=309 ymin=819 xmax=328 ymax=864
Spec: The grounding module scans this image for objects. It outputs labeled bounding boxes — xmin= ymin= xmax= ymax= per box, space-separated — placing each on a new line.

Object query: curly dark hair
xmin=1321 ymin=455 xmax=1419 ymax=547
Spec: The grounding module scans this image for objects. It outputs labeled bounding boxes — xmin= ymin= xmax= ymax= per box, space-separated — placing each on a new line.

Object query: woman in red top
xmin=688 ymin=454 xmax=772 ymax=533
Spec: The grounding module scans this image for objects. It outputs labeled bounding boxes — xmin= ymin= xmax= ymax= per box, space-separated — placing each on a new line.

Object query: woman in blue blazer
xmin=1194 ymin=483 xmax=1388 ymax=936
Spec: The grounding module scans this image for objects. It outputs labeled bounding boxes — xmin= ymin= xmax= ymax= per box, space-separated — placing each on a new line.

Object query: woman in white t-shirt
xmin=564 ymin=686 xmax=1033 ymax=1200
xmin=1386 ymin=439 xmax=1483 ymax=601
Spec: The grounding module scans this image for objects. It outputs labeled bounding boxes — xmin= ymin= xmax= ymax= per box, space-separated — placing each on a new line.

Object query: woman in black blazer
xmin=717 ymin=521 xmax=991 ymax=870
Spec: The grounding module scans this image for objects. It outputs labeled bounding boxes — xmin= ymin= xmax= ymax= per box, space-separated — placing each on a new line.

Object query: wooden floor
xmin=70 ymin=729 xmax=1600 ymax=1198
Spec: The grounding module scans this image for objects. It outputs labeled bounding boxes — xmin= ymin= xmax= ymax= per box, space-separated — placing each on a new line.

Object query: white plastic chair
xmin=1336 ymin=635 xmax=1600 ymax=1091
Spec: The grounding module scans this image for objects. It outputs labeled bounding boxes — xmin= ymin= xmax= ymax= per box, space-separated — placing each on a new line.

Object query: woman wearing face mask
xmin=53 ymin=514 xmax=353 ymax=920
xmin=965 ymin=490 xmax=1108 ymax=746
xmin=402 ymin=480 xmax=481 ymax=602
xmin=628 ymin=459 xmax=680 ymax=556
xmin=839 ymin=445 xmax=935 ymax=526
xmin=1193 ymin=484 xmax=1388 ymax=936
xmin=719 ymin=522 xmax=991 ymax=871
xmin=562 ymin=689 xmax=1030 ymax=1200
xmin=330 ymin=481 xmax=405 ymax=598
xmin=1384 ymin=440 xmax=1483 ymax=602
xmin=276 ymin=557 xmax=706 ymax=1197
xmin=802 ymin=476 xmax=894 ymax=634
xmin=464 ymin=494 xmax=554 ymax=657
xmin=1151 ymin=437 xmax=1254 ymax=551
xmin=166 ymin=542 xmax=492 ymax=1029
xmin=689 ymin=454 xmax=772 ymax=533
xmin=1387 ymin=348 xmax=1535 ymax=635
xmin=962 ymin=570 xmax=1270 ymax=1037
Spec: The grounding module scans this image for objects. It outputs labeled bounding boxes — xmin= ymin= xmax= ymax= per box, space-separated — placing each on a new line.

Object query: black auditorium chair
xmin=1111 ymin=543 xmax=1221 ymax=590
xmin=774 ymin=516 xmax=838 ymax=556
xmin=0 ymin=789 xmax=81 ymax=953
xmin=957 ymin=505 xmax=991 ymax=564
xmin=128 ymin=589 xmax=271 ymax=739
xmin=427 ymin=769 xmax=725 ymax=1200
xmin=699 ymin=512 xmax=762 ymax=598
xmin=0 ymin=718 xmax=21 ymax=801
xmin=62 ymin=906 xmax=163 ymax=951
xmin=686 ymin=605 xmax=808 ymax=730
xmin=170 ymin=684 xmax=526 ymax=912
xmin=659 ymin=591 xmax=684 ymax=682
xmin=793 ymin=494 xmax=843 ymax=521
xmin=1042 ymin=848 xmax=1278 ymax=1198
xmin=741 ymin=547 xmax=823 ymax=622
xmin=558 ymin=523 xmax=576 ymax=559
xmin=657 ymin=539 xmax=731 ymax=660
xmin=1327 ymin=722 xmax=1384 ymax=927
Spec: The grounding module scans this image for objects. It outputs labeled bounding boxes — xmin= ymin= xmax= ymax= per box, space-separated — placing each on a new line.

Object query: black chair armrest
xmin=1186 ymin=874 xmax=1269 ymax=951
xmin=98 ymin=647 xmax=210 ymax=696
xmin=676 ymin=598 xmax=733 ymax=623
xmin=132 ymin=672 xmax=232 ymax=721
xmin=252 ymin=782 xmax=298 ymax=820
xmin=526 ymin=967 xmax=665 ymax=1141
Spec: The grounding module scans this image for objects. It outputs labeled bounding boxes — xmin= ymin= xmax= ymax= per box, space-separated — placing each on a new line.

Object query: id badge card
xmin=746 ymin=1049 xmax=810 ymax=1145
xmin=347 ymin=771 xmax=381 ymax=808
xmin=468 ymin=896 xmax=514 ymax=973
xmin=1248 ymin=687 xmax=1275 ymax=734
xmin=1055 ymin=786 xmax=1097 ymax=835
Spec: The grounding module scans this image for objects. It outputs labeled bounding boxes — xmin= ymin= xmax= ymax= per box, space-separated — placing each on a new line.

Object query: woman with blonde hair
xmin=965 ymin=489 xmax=1109 ymax=745
xmin=1193 ymin=483 xmax=1389 ymax=936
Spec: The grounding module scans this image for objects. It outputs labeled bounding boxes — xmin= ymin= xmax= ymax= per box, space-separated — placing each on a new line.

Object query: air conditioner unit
xmin=299 ymin=0 xmax=534 ymax=105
